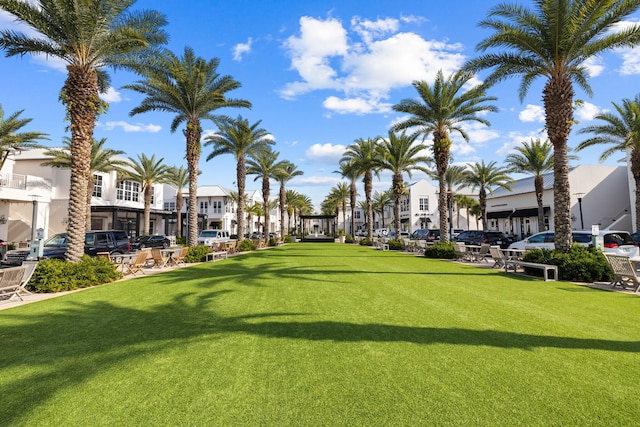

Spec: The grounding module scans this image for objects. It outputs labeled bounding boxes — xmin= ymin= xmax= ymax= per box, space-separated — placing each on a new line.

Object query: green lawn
xmin=1 ymin=243 xmax=639 ymax=426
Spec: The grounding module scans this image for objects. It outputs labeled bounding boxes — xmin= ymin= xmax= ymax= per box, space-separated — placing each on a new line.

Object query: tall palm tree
xmin=335 ymin=160 xmax=361 ymax=238
xmin=372 ymin=190 xmax=393 ymax=231
xmin=577 ymin=96 xmax=640 ymax=231
xmin=454 ymin=194 xmax=477 ymax=229
xmin=376 ymin=131 xmax=431 ymax=238
xmin=165 ymin=165 xmax=190 ymax=238
xmin=247 ymin=148 xmax=285 ymax=242
xmin=341 ymin=137 xmax=382 ymax=239
xmin=205 ymin=116 xmax=274 ymax=241
xmin=42 ymin=137 xmax=128 ymax=230
xmin=246 ymin=202 xmax=263 ymax=235
xmin=505 ymin=139 xmax=555 ymax=233
xmin=274 ymin=161 xmax=303 ymax=238
xmin=125 ymin=47 xmax=250 ymax=247
xmin=0 ymin=105 xmax=48 ymax=169
xmin=462 ymin=161 xmax=513 ymax=229
xmin=464 ymin=0 xmax=640 ymax=251
xmin=285 ymin=189 xmax=300 ymax=234
xmin=0 ymin=0 xmax=168 ymax=262
xmin=329 ymin=182 xmax=350 ymax=233
xmin=392 ymin=69 xmax=497 ymax=242
xmin=445 ymin=165 xmax=468 ymax=227
xmin=287 ymin=190 xmax=313 ymax=234
xmin=119 ymin=154 xmax=170 ymax=236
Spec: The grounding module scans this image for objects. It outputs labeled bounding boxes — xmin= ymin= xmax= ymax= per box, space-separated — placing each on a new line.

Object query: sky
xmin=2 ymin=0 xmax=640 ymax=209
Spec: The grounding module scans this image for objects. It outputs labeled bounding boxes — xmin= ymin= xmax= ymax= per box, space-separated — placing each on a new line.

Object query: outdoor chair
xmin=0 ymin=265 xmax=27 ymax=301
xmin=474 ymin=244 xmax=491 ymax=263
xmin=603 ymin=254 xmax=640 ymax=292
xmin=489 ymin=246 xmax=506 ymax=269
xmin=453 ymin=243 xmax=470 ymax=261
xmin=173 ymin=247 xmax=188 ymax=266
xmin=123 ymin=251 xmax=149 ymax=276
xmin=151 ymin=248 xmax=170 ymax=269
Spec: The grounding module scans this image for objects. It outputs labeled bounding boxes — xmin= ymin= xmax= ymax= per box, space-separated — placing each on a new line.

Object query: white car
xmin=508 ymin=230 xmax=638 ymax=257
xmin=197 ymin=230 xmax=230 ymax=246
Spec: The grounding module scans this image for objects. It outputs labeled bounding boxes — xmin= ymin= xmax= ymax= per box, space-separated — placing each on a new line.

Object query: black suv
xmin=459 ymin=230 xmax=511 ymax=248
xmin=131 ymin=234 xmax=170 ymax=250
xmin=410 ymin=229 xmax=440 ymax=241
xmin=3 ymin=230 xmax=131 ymax=266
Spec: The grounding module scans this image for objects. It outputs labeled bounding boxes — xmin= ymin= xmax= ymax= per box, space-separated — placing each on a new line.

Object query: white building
xmin=486 ymin=165 xmax=631 ymax=240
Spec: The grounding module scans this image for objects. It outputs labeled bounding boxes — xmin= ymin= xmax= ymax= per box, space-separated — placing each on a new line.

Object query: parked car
xmin=508 ymin=230 xmax=638 ymax=256
xmin=410 ymin=229 xmax=440 ymax=241
xmin=453 ymin=230 xmax=481 ymax=243
xmin=198 ymin=229 xmax=231 ymax=246
xmin=451 ymin=228 xmax=465 ymax=239
xmin=131 ymin=234 xmax=170 ymax=250
xmin=387 ymin=230 xmax=410 ymax=239
xmin=2 ymin=230 xmax=131 ymax=266
xmin=457 ymin=230 xmax=511 ymax=248
xmin=631 ymin=232 xmax=640 ymax=243
xmin=374 ymin=228 xmax=390 ymax=237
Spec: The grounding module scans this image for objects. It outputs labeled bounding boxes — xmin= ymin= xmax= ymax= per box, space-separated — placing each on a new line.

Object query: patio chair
xmin=474 ymin=244 xmax=491 ymax=263
xmin=603 ymin=254 xmax=640 ymax=292
xmin=123 ymin=251 xmax=149 ymax=276
xmin=173 ymin=247 xmax=189 ymax=266
xmin=151 ymin=248 xmax=170 ymax=269
xmin=453 ymin=242 xmax=470 ymax=261
xmin=0 ymin=265 xmax=27 ymax=301
xmin=489 ymin=246 xmax=506 ymax=269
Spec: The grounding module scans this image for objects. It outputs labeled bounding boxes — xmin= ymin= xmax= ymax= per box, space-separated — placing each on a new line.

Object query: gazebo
xmin=298 ymin=214 xmax=337 ymax=242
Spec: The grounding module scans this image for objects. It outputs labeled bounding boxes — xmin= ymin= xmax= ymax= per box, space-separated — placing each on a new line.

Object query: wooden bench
xmin=205 ymin=250 xmax=228 ymax=262
xmin=504 ymin=260 xmax=558 ymax=281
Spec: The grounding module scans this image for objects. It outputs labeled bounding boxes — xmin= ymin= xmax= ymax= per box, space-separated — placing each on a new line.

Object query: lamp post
xmin=29 ymin=195 xmax=39 ymax=243
xmin=575 ymin=193 xmax=585 ymax=229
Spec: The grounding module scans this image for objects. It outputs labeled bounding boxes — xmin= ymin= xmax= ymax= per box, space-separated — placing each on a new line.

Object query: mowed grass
xmin=1 ymin=243 xmax=639 ymax=426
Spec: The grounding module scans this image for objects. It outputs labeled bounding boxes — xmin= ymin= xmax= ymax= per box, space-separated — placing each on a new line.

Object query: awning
xmin=510 ymin=207 xmax=550 ymax=218
xmin=486 ymin=210 xmax=513 ymax=219
xmin=400 ymin=217 xmax=410 ymax=223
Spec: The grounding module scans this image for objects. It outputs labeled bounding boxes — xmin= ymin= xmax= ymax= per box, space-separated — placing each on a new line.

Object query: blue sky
xmin=2 ymin=0 xmax=640 ymax=209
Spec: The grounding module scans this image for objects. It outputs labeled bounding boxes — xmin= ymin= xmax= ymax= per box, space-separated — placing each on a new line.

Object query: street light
xmin=575 ymin=193 xmax=585 ymax=229
xmin=29 ymin=195 xmax=39 ymax=243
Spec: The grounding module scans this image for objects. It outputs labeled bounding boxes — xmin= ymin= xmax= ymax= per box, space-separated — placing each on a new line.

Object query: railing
xmin=0 ymin=173 xmax=27 ymax=190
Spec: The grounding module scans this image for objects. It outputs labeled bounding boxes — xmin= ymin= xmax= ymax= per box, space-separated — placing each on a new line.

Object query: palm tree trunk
xmin=434 ymin=132 xmax=450 ymax=243
xmin=534 ymin=173 xmax=545 ymax=232
xmin=479 ymin=187 xmax=487 ymax=229
xmin=143 ymin=185 xmax=152 ymax=235
xmin=393 ymin=173 xmax=402 ymax=238
xmin=632 ymin=149 xmax=640 ymax=231
xmin=262 ymin=176 xmax=269 ymax=243
xmin=365 ymin=170 xmax=373 ymax=239
xmin=279 ymin=184 xmax=286 ymax=238
xmin=86 ymin=177 xmax=94 ymax=231
xmin=64 ymin=66 xmax=98 ymax=262
xmin=176 ymin=193 xmax=183 ymax=239
xmin=185 ymin=120 xmax=201 ymax=247
xmin=544 ymin=75 xmax=574 ymax=252
xmin=350 ymin=182 xmax=357 ymax=238
xmin=237 ymin=156 xmax=246 ymax=240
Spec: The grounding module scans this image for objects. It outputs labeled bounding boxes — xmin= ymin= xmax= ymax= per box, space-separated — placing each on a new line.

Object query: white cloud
xmin=305 ymin=143 xmax=346 ymax=163
xmin=101 ymin=121 xmax=162 ymax=133
xmin=233 ymin=37 xmax=253 ymax=61
xmin=519 ymin=104 xmax=545 ymax=123
xmin=292 ymin=175 xmax=341 ymax=186
xmin=496 ymin=130 xmax=546 ymax=157
xmin=280 ymin=15 xmax=465 ymax=114
xmin=583 ymin=57 xmax=604 ymax=77
xmin=100 ymin=87 xmax=122 ymax=103
xmin=575 ymin=101 xmax=602 ymax=121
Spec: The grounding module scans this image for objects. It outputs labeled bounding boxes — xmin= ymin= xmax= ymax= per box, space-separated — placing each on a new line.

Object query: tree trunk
xmin=365 ymin=170 xmax=373 ymax=239
xmin=262 ymin=176 xmax=270 ymax=243
xmin=544 ymin=75 xmax=574 ymax=252
xmin=433 ymin=131 xmax=450 ymax=242
xmin=534 ymin=173 xmax=545 ymax=232
xmin=86 ymin=176 xmax=94 ymax=231
xmin=393 ymin=172 xmax=402 ymax=238
xmin=350 ymin=182 xmax=357 ymax=238
xmin=64 ymin=65 xmax=98 ymax=262
xmin=143 ymin=184 xmax=152 ymax=235
xmin=479 ymin=187 xmax=487 ymax=229
xmin=176 ymin=192 xmax=183 ymax=239
xmin=185 ymin=122 xmax=201 ymax=247
xmin=279 ymin=184 xmax=286 ymax=238
xmin=237 ymin=156 xmax=246 ymax=240
xmin=631 ymin=149 xmax=640 ymax=231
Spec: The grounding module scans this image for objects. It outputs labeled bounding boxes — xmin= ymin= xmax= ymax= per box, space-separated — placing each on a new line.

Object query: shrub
xmin=184 ymin=245 xmax=211 ymax=263
xmin=424 ymin=242 xmax=456 ymax=259
xmin=387 ymin=239 xmax=403 ymax=250
xmin=175 ymin=237 xmax=186 ymax=246
xmin=345 ymin=235 xmax=354 ymax=244
xmin=359 ymin=238 xmax=373 ymax=246
xmin=268 ymin=238 xmax=278 ymax=247
xmin=237 ymin=239 xmax=257 ymax=252
xmin=522 ymin=245 xmax=614 ymax=282
xmin=28 ymin=256 xmax=120 ymax=293
xmin=283 ymin=235 xmax=293 ymax=243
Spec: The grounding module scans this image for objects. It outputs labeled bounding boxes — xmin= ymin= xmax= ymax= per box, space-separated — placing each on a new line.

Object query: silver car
xmin=508 ymin=230 xmax=638 ymax=257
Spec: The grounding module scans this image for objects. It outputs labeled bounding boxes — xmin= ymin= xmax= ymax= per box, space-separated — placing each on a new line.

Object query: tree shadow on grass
xmin=1 ymin=290 xmax=639 ymax=423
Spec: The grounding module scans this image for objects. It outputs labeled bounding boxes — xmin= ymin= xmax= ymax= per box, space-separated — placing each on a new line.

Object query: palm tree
xmin=462 ymin=161 xmax=513 ymax=229
xmin=0 ymin=105 xmax=48 ymax=169
xmin=42 ymin=137 xmax=128 ymax=230
xmin=287 ymin=191 xmax=313 ymax=234
xmin=247 ymin=148 xmax=286 ymax=242
xmin=165 ymin=166 xmax=190 ymax=239
xmin=119 ymin=154 xmax=170 ymax=236
xmin=341 ymin=137 xmax=382 ymax=239
xmin=205 ymin=116 xmax=274 ymax=241
xmin=246 ymin=202 xmax=263 ymax=236
xmin=335 ymin=160 xmax=361 ymax=238
xmin=285 ymin=189 xmax=300 ymax=234
xmin=0 ymin=0 xmax=168 ymax=262
xmin=577 ymin=96 xmax=640 ymax=231
xmin=328 ymin=182 xmax=350 ymax=234
xmin=227 ymin=190 xmax=249 ymax=236
xmin=274 ymin=161 xmax=304 ymax=238
xmin=125 ymin=47 xmax=250 ymax=247
xmin=454 ymin=194 xmax=477 ymax=229
xmin=505 ymin=139 xmax=555 ymax=233
xmin=392 ymin=69 xmax=497 ymax=243
xmin=446 ymin=165 xmax=468 ymax=228
xmin=372 ymin=190 xmax=393 ymax=231
xmin=376 ymin=131 xmax=431 ymax=238
xmin=464 ymin=0 xmax=640 ymax=251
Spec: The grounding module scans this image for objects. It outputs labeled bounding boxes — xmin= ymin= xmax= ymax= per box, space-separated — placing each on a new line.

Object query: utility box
xmin=29 ymin=240 xmax=44 ymax=260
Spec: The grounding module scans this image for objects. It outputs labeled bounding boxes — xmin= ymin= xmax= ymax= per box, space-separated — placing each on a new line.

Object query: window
xmin=355 ymin=211 xmax=361 ymax=219
xmin=199 ymin=201 xmax=208 ymax=214
xmin=212 ymin=200 xmax=222 ymax=214
xmin=92 ymin=174 xmax=103 ymax=198
xmin=400 ymin=199 xmax=409 ymax=212
xmin=116 ymin=181 xmax=140 ymax=202
xmin=164 ymin=201 xmax=176 ymax=211
xmin=150 ymin=186 xmax=155 ymax=205
xmin=419 ymin=197 xmax=429 ymax=211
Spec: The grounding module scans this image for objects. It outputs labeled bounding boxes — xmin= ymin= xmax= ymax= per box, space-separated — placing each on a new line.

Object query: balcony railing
xmin=0 ymin=173 xmax=27 ymax=190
